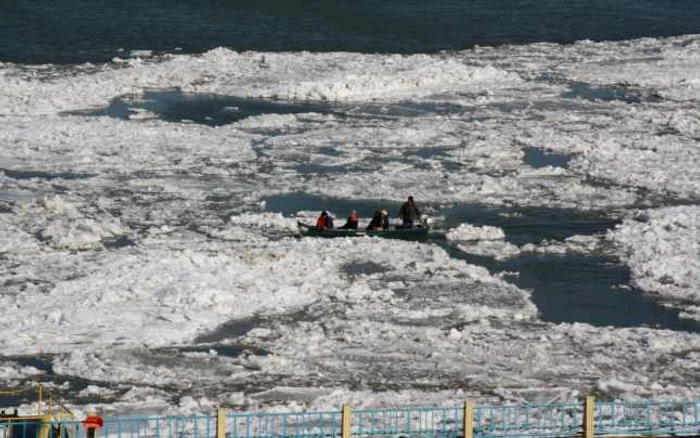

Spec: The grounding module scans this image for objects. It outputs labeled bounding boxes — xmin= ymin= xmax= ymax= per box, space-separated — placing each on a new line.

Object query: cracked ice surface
xmin=1 ymin=34 xmax=700 ymax=415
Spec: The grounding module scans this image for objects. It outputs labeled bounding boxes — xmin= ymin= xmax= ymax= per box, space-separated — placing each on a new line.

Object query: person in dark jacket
xmin=399 ymin=196 xmax=421 ymax=229
xmin=340 ymin=210 xmax=360 ymax=230
xmin=366 ymin=209 xmax=388 ymax=230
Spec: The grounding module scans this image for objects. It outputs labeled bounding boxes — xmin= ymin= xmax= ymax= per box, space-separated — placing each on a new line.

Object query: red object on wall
xmin=83 ymin=416 xmax=104 ymax=429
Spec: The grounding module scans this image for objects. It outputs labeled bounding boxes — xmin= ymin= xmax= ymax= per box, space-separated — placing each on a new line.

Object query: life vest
xmin=349 ymin=212 xmax=359 ymax=222
xmin=316 ymin=215 xmax=328 ymax=228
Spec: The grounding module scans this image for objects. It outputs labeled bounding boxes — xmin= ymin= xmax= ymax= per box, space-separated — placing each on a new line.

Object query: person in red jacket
xmin=340 ymin=210 xmax=360 ymax=229
xmin=315 ymin=210 xmax=334 ymax=228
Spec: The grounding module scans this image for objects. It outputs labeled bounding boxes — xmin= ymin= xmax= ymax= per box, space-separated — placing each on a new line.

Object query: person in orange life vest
xmin=315 ymin=210 xmax=334 ymax=228
xmin=340 ymin=210 xmax=360 ymax=230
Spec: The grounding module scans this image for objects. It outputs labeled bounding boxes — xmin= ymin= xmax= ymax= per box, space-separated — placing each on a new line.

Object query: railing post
xmin=217 ymin=407 xmax=227 ymax=438
xmin=463 ymin=401 xmax=474 ymax=438
xmin=583 ymin=396 xmax=595 ymax=438
xmin=341 ymin=404 xmax=352 ymax=438
xmin=37 ymin=383 xmax=43 ymax=415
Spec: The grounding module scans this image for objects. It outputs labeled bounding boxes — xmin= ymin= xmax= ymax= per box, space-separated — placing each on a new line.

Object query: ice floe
xmin=2 ymin=34 xmax=700 ymax=414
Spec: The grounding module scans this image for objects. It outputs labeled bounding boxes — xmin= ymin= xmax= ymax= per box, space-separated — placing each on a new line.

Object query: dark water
xmin=264 ymin=192 xmax=618 ymax=246
xmin=501 ymin=254 xmax=700 ymax=331
xmin=0 ymin=355 xmax=105 ymax=408
xmin=263 ymin=193 xmax=700 ymax=332
xmin=1 ymin=169 xmax=92 ymax=180
xmin=68 ymin=90 xmax=466 ymax=127
xmin=194 ymin=317 xmax=259 ymax=343
xmin=563 ymin=83 xmax=642 ymax=104
xmin=264 ymin=192 xmax=403 ymax=220
xmin=3 ymin=0 xmax=700 ymax=64
xmin=264 ymin=193 xmax=620 ymax=246
xmin=522 ymin=147 xmax=572 ymax=169
xmin=70 ymin=91 xmax=337 ymax=126
xmin=103 ymin=235 xmax=137 ymax=249
xmin=441 ymin=203 xmax=617 ymax=246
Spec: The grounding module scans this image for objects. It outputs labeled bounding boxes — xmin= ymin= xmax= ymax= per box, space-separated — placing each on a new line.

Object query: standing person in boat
xmin=315 ymin=210 xmax=334 ymax=229
xmin=367 ymin=209 xmax=389 ymax=230
xmin=399 ymin=196 xmax=422 ymax=229
xmin=340 ymin=210 xmax=360 ymax=229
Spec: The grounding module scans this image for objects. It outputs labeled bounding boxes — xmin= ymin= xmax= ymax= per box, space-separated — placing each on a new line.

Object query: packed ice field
xmin=1 ymin=34 xmax=700 ymax=417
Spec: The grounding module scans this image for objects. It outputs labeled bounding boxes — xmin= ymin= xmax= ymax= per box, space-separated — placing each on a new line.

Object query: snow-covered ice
xmin=2 ymin=34 xmax=700 ymax=415
xmin=609 ymin=206 xmax=700 ymax=319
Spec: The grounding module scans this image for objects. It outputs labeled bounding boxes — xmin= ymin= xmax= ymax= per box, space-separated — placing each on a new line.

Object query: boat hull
xmin=297 ymin=222 xmax=429 ymax=240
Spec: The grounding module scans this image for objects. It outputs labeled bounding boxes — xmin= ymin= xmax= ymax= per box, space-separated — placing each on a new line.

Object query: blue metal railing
xmin=473 ymin=403 xmax=582 ymax=438
xmin=227 ymin=410 xmax=341 ymax=438
xmin=27 ymin=416 xmax=216 ymax=438
xmin=352 ymin=405 xmax=462 ymax=437
xmin=595 ymin=400 xmax=700 ymax=436
xmin=2 ymin=400 xmax=700 ymax=438
xmin=100 ymin=415 xmax=214 ymax=438
xmin=474 ymin=403 xmax=583 ymax=437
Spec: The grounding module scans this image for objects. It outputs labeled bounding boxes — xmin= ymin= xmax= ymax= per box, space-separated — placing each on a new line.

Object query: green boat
xmin=297 ymin=221 xmax=430 ymax=240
